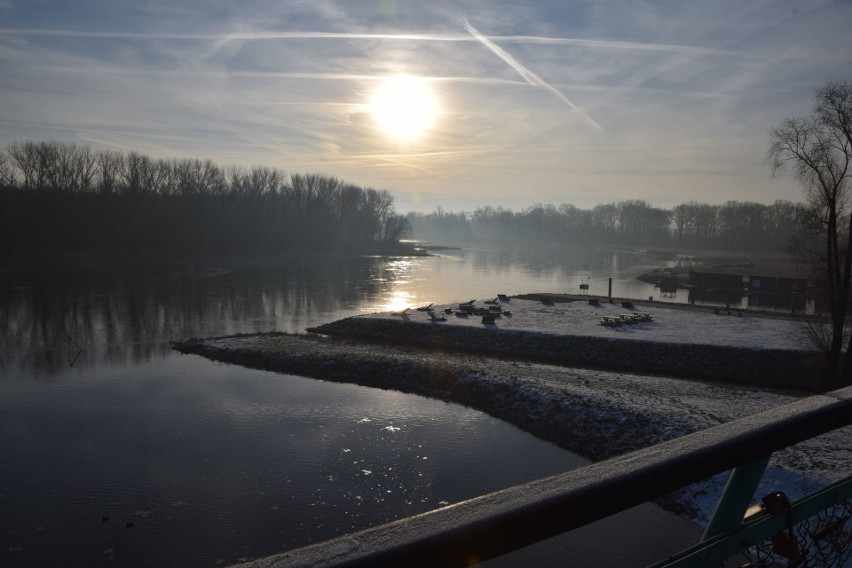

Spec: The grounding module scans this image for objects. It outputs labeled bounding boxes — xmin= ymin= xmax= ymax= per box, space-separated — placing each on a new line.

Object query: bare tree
xmin=43 ymin=142 xmax=96 ymax=193
xmin=769 ymin=79 xmax=852 ymax=389
xmin=97 ymin=150 xmax=124 ymax=195
xmin=0 ymin=148 xmax=16 ymax=186
xmin=7 ymin=141 xmax=46 ymax=190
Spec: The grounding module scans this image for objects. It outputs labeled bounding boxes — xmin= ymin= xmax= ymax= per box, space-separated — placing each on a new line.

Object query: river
xmin=0 ymin=246 xmax=702 ymax=567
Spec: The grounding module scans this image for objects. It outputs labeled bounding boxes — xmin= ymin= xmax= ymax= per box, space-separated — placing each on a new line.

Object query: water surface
xmin=1 ymin=247 xmax=700 ymax=567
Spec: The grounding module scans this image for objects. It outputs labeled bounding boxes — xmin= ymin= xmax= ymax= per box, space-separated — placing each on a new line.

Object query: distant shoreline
xmin=0 ymin=245 xmax=429 ymax=281
xmin=1 ymin=244 xmax=798 ymax=281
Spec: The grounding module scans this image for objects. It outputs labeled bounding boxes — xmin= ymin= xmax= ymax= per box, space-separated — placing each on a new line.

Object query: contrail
xmin=461 ymin=18 xmax=603 ymax=132
xmin=0 ymin=27 xmax=721 ymax=57
xmin=0 ymin=28 xmax=465 ymax=42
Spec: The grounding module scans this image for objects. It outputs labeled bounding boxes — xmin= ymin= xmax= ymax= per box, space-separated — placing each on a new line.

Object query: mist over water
xmin=1 ymin=247 xmax=666 ymax=375
xmin=0 ymin=247 xmax=699 ymax=567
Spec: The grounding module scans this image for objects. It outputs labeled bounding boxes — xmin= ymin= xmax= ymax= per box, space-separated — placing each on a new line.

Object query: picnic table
xmin=601 ymin=312 xmax=653 ymax=326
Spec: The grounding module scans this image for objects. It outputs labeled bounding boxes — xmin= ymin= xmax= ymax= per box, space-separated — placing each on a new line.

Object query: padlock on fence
xmin=762 ymin=491 xmax=801 ymax=563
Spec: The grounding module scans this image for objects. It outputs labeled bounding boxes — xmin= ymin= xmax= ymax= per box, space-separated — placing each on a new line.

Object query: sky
xmin=1 ymin=0 xmax=850 ymax=213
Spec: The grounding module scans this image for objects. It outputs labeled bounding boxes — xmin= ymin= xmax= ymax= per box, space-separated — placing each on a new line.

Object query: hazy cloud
xmin=0 ymin=0 xmax=850 ymax=211
xmin=461 ymin=18 xmax=603 ymax=131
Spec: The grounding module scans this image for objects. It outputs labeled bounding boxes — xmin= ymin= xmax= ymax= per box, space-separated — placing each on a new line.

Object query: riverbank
xmin=0 ymin=245 xmax=429 ymax=283
xmin=171 ymin=295 xmax=849 ymax=525
xmin=311 ymin=294 xmax=822 ymax=391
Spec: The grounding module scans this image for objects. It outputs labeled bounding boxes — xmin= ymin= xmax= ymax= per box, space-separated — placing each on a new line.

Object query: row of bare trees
xmin=0 ymin=141 xmax=409 ymax=256
xmin=671 ymin=200 xmax=803 ymax=250
xmin=408 ymin=199 xmax=802 ymax=251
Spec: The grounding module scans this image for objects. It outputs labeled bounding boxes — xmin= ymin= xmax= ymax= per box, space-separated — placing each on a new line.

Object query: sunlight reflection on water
xmin=363 ymin=246 xmax=660 ymax=315
xmin=0 ymin=246 xmax=702 ymax=567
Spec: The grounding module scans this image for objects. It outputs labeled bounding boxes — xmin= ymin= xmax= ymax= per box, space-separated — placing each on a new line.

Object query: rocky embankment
xmin=308 ymin=315 xmax=822 ymax=392
xmin=172 ymin=332 xmax=691 ymax=463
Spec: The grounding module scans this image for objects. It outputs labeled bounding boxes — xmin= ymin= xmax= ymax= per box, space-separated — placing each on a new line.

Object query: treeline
xmin=0 ymin=141 xmax=408 ymax=257
xmin=407 ymin=199 xmax=804 ymax=251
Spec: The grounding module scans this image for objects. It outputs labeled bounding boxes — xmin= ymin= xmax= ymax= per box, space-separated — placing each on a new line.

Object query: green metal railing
xmin=241 ymin=386 xmax=852 ymax=568
xmin=656 ymin=475 xmax=852 ymax=567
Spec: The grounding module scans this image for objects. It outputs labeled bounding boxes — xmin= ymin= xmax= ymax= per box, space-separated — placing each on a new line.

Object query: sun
xmin=369 ymin=75 xmax=439 ymax=142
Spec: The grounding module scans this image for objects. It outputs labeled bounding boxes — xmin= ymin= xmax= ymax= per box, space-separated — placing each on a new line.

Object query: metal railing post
xmin=701 ymin=456 xmax=770 ymax=542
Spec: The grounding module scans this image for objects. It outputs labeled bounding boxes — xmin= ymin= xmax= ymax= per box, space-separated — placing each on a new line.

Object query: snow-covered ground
xmin=362 ymin=296 xmax=811 ymax=350
xmin=489 ymin=359 xmax=849 ymax=525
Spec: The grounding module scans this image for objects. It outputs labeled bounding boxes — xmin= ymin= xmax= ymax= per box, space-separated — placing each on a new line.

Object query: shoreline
xmin=310 ymin=295 xmax=822 ymax=392
xmin=170 ymin=330 xmax=729 ymax=461
xmin=171 ymin=300 xmax=844 ymax=525
xmin=169 ymin=331 xmax=730 ymax=520
xmin=0 ymin=246 xmax=429 ymax=282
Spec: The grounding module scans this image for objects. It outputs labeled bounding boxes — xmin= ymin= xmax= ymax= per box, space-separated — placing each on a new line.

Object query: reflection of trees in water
xmin=1 ymin=257 xmax=389 ymax=375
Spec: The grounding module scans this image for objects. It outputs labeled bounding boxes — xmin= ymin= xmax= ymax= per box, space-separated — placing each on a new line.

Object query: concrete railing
xmin=241 ymin=386 xmax=852 ymax=568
